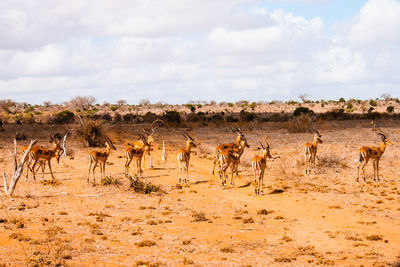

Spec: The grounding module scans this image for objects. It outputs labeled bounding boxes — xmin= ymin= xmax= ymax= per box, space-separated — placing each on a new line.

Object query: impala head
xmin=105 ymin=135 xmax=117 ymax=150
xmin=50 ymin=133 xmax=66 ymax=163
xmin=139 ymin=133 xmax=152 ymax=154
xmin=309 ymin=128 xmax=322 ymax=144
xmin=182 ymin=132 xmax=196 ymax=148
xmin=142 ymin=119 xmax=164 ymax=145
xmin=372 ymin=122 xmax=392 ymax=146
xmin=231 ymin=126 xmax=248 ymax=146
xmin=258 ymin=139 xmax=271 ymax=158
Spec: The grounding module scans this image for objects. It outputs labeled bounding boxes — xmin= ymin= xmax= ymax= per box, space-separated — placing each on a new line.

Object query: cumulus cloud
xmin=0 ymin=0 xmax=399 ymax=103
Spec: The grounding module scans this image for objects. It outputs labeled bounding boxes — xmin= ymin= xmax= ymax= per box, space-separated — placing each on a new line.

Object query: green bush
xmin=110 ymin=105 xmax=119 ymax=111
xmin=162 ymin=110 xmax=181 ymax=124
xmin=339 ymin=97 xmax=346 ymax=103
xmin=369 ymin=99 xmax=377 ymax=107
xmin=293 ymin=107 xmax=314 ymax=116
xmin=387 ymin=106 xmax=394 ymax=113
xmin=50 ymin=110 xmax=75 ymax=124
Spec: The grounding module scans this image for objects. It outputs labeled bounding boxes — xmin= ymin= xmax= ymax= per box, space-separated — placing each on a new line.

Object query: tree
xmin=69 ymin=96 xmax=96 ymax=110
xmin=380 ymin=93 xmax=391 ymax=101
xmin=117 ymin=99 xmax=127 ymax=105
xmin=139 ymin=99 xmax=151 ymax=106
xmin=299 ymin=94 xmax=309 ymax=103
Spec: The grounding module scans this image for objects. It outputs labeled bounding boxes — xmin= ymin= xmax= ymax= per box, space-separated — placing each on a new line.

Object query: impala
xmin=252 ymin=139 xmax=279 ymax=195
xmin=125 ymin=134 xmax=151 ymax=178
xmin=23 ymin=134 xmax=66 ymax=180
xmin=212 ymin=127 xmax=248 ymax=176
xmin=217 ymin=137 xmax=249 ymax=187
xmin=357 ymin=123 xmax=393 ymax=182
xmin=177 ymin=132 xmax=196 ymax=184
xmin=88 ymin=136 xmax=116 ymax=184
xmin=304 ymin=128 xmax=323 ymax=174
xmin=135 ymin=119 xmax=163 ymax=170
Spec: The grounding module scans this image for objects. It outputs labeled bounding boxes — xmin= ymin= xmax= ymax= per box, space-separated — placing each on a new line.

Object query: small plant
xmin=293 ymin=107 xmax=314 ymax=116
xmin=191 ymin=211 xmax=208 ymax=222
xmin=129 ymin=178 xmax=162 ymax=194
xmin=257 ymin=209 xmax=273 ymax=215
xmin=387 ymin=106 xmax=394 ymax=113
xmin=369 ymin=99 xmax=377 ymax=107
xmin=366 ymin=234 xmax=383 ymax=241
xmin=100 ymin=176 xmax=121 ymax=186
xmin=220 ymin=246 xmax=234 ymax=253
xmin=136 ymin=240 xmax=156 ymax=247
xmin=182 ymin=239 xmax=192 ymax=245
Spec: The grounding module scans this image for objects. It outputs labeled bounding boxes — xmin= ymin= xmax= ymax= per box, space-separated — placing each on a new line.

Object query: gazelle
xmin=135 ymin=119 xmax=163 ymax=170
xmin=252 ymin=139 xmax=280 ymax=195
xmin=357 ymin=123 xmax=393 ymax=182
xmin=24 ymin=134 xmax=66 ymax=180
xmin=212 ymin=127 xmax=248 ymax=175
xmin=177 ymin=132 xmax=196 ymax=184
xmin=88 ymin=136 xmax=116 ymax=184
xmin=218 ymin=138 xmax=249 ymax=187
xmin=125 ymin=134 xmax=151 ymax=178
xmin=304 ymin=128 xmax=323 ymax=174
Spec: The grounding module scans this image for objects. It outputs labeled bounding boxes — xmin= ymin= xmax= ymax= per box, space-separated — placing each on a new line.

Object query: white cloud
xmin=0 ymin=0 xmax=400 ymax=104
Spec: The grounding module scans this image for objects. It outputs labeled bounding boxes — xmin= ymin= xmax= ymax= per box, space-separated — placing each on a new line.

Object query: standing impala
xmin=135 ymin=119 xmax=163 ymax=170
xmin=212 ymin=127 xmax=248 ymax=175
xmin=24 ymin=134 xmax=66 ymax=180
xmin=252 ymin=139 xmax=279 ymax=195
xmin=304 ymin=128 xmax=323 ymax=174
xmin=88 ymin=136 xmax=116 ymax=184
xmin=125 ymin=134 xmax=151 ymax=178
xmin=177 ymin=132 xmax=196 ymax=184
xmin=357 ymin=123 xmax=393 ymax=182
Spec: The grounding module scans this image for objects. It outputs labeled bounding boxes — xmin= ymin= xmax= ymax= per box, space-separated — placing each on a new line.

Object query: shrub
xmin=293 ymin=107 xmax=314 ymax=116
xmin=69 ymin=95 xmax=96 ymax=110
xmin=129 ymin=178 xmax=162 ymax=194
xmin=49 ymin=110 xmax=75 ymax=124
xmin=110 ymin=105 xmax=119 ymax=112
xmin=123 ymin=113 xmax=136 ymax=122
xmin=284 ymin=114 xmax=313 ymax=133
xmin=162 ymin=111 xmax=181 ymax=124
xmin=225 ymin=116 xmax=238 ymax=122
xmin=143 ymin=112 xmax=158 ymax=123
xmin=239 ymin=109 xmax=256 ymax=122
xmin=338 ymin=97 xmax=346 ymax=103
xmin=101 ymin=113 xmax=112 ymax=122
xmin=75 ymin=118 xmax=106 ymax=147
xmin=369 ymin=99 xmax=377 ymax=107
xmin=387 ymin=106 xmax=394 ymax=113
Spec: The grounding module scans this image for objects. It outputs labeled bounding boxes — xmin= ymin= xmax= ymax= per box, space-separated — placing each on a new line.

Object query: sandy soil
xmin=0 ymin=121 xmax=399 ymax=266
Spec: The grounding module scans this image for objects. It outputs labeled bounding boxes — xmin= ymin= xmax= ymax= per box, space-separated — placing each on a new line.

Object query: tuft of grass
xmin=9 ymin=232 xmax=31 ymax=242
xmin=136 ymin=240 xmax=156 ymax=247
xmin=183 ymin=257 xmax=194 ymax=265
xmin=100 ymin=176 xmax=122 ymax=186
xmin=58 ymin=211 xmax=68 ymax=215
xmin=274 ymin=257 xmax=294 ymax=263
xmin=40 ymin=179 xmax=61 ymax=186
xmin=191 ymin=211 xmax=208 ymax=222
xmin=182 ymin=239 xmax=192 ymax=245
xmin=129 ymin=178 xmax=163 ymax=194
xmin=366 ymin=234 xmax=383 ymax=241
xmin=242 ymin=217 xmax=255 ymax=224
xmin=281 ymin=235 xmax=293 ymax=242
xmin=257 ymin=209 xmax=274 ymax=215
xmin=220 ymin=246 xmax=234 ymax=253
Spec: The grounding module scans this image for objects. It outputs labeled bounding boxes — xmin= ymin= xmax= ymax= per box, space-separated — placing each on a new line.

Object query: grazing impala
xmin=304 ymin=128 xmax=323 ymax=174
xmin=135 ymin=119 xmax=163 ymax=170
xmin=212 ymin=127 xmax=248 ymax=176
xmin=24 ymin=134 xmax=66 ymax=180
xmin=88 ymin=136 xmax=116 ymax=184
xmin=357 ymin=123 xmax=393 ymax=182
xmin=252 ymin=139 xmax=280 ymax=195
xmin=125 ymin=134 xmax=151 ymax=178
xmin=177 ymin=132 xmax=196 ymax=184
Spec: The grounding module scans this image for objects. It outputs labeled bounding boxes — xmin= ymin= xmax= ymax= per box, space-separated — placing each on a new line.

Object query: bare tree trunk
xmin=3 ymin=139 xmax=37 ymax=197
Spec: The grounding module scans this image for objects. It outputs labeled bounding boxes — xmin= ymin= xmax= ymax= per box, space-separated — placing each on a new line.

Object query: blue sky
xmin=0 ymin=0 xmax=399 ymax=104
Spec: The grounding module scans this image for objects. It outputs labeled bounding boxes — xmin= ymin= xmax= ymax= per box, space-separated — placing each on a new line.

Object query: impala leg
xmin=41 ymin=161 xmax=46 ymax=179
xmin=372 ymin=160 xmax=377 ymax=181
xmin=31 ymin=159 xmax=39 ymax=180
xmin=230 ymin=163 xmax=235 ymax=186
xmin=125 ymin=155 xmax=132 ymax=177
xmin=376 ymin=160 xmax=380 ymax=181
xmin=102 ymin=161 xmax=106 ymax=180
xmin=212 ymin=154 xmax=218 ymax=176
xmin=260 ymin=168 xmax=265 ymax=195
xmin=48 ymin=160 xmax=54 ymax=180
xmin=92 ymin=162 xmax=97 ymax=185
xmin=361 ymin=158 xmax=368 ymax=182
xmin=149 ymin=153 xmax=152 ymax=169
xmin=88 ymin=160 xmax=92 ymax=184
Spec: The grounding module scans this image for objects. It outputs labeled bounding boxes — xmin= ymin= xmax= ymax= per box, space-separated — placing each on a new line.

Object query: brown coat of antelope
xmin=125 ymin=134 xmax=151 ymax=178
xmin=23 ymin=134 xmax=66 ymax=180
xmin=212 ymin=127 xmax=248 ymax=176
xmin=357 ymin=123 xmax=393 ymax=182
xmin=177 ymin=132 xmax=196 ymax=184
xmin=251 ymin=139 xmax=279 ymax=195
xmin=88 ymin=136 xmax=116 ymax=184
xmin=304 ymin=128 xmax=323 ymax=174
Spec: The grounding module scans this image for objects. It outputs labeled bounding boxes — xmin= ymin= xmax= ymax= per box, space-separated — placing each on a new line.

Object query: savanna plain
xmin=1 ymin=118 xmax=400 ymax=266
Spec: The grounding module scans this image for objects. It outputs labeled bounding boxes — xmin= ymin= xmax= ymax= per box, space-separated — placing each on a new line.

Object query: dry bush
xmin=129 ymin=178 xmax=163 ymax=194
xmin=284 ymin=114 xmax=313 ymax=133
xmin=191 ymin=211 xmax=208 ymax=222
xmin=136 ymin=240 xmax=156 ymax=247
xmin=220 ymin=246 xmax=234 ymax=253
xmin=100 ymin=176 xmax=122 ymax=186
xmin=318 ymin=154 xmax=350 ymax=169
xmin=75 ymin=118 xmax=106 ymax=147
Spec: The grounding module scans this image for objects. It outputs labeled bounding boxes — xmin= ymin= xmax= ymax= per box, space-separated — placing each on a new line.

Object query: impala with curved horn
xmin=357 ymin=122 xmax=393 ymax=182
xmin=23 ymin=133 xmax=67 ymax=180
xmin=135 ymin=119 xmax=164 ymax=170
xmin=212 ymin=126 xmax=249 ymax=176
xmin=88 ymin=135 xmax=116 ymax=184
xmin=304 ymin=128 xmax=323 ymax=175
xmin=125 ymin=134 xmax=151 ymax=178
xmin=251 ymin=139 xmax=280 ymax=195
xmin=177 ymin=132 xmax=196 ymax=184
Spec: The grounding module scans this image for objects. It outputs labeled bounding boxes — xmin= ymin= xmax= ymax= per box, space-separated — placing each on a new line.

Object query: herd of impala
xmin=21 ymin=120 xmax=393 ymax=195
